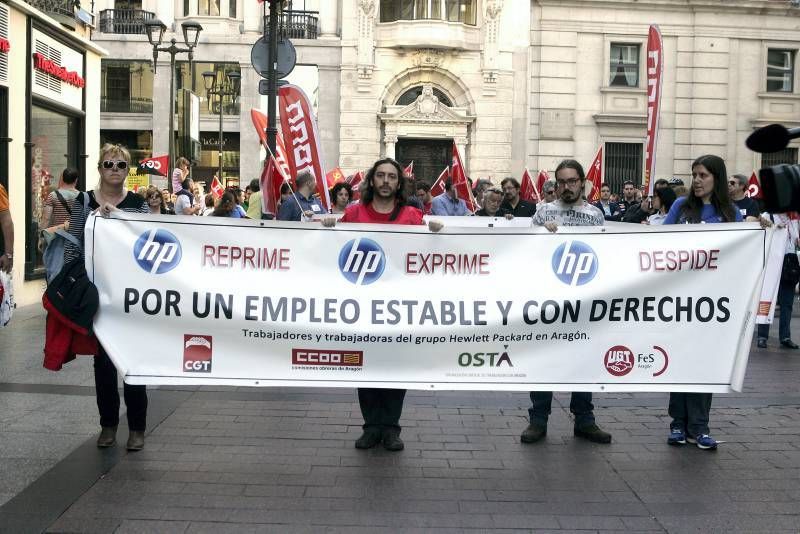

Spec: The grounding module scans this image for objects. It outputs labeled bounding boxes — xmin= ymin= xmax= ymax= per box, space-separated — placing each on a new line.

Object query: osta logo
xmin=552 ymin=240 xmax=598 ymax=286
xmin=183 ymin=335 xmax=212 ymax=372
xmin=134 ymin=229 xmax=182 ymax=274
xmin=338 ymin=238 xmax=386 ymax=285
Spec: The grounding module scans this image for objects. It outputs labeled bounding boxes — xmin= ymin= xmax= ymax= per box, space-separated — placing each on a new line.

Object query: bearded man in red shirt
xmin=323 ymin=158 xmax=443 ymax=451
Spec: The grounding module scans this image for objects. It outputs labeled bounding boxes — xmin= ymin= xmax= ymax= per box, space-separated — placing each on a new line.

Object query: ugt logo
xmin=552 ymin=240 xmax=598 ymax=286
xmin=133 ymin=229 xmax=182 ymax=274
xmin=338 ymin=238 xmax=386 ymax=285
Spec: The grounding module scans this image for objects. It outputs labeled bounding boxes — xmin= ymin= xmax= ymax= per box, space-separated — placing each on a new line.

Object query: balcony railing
xmin=26 ymin=0 xmax=75 ymax=19
xmin=98 ymin=9 xmax=157 ymax=35
xmin=263 ymin=10 xmax=319 ymax=40
xmin=100 ymin=96 xmax=153 ymax=114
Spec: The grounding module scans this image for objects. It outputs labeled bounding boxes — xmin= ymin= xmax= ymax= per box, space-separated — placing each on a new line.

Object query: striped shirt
xmin=64 ymin=190 xmax=148 ymax=264
xmin=44 ymin=189 xmax=79 ymax=227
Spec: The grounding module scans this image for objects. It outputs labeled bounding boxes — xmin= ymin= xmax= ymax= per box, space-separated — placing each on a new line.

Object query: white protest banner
xmin=85 ymin=214 xmax=767 ymax=393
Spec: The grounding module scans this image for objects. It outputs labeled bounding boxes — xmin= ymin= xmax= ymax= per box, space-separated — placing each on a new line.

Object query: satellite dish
xmin=251 ymin=37 xmax=297 ymax=80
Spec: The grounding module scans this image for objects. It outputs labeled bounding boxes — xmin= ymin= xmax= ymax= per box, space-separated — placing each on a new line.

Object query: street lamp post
xmin=144 ymin=18 xmax=203 ymax=190
xmin=202 ymin=70 xmax=241 ymax=184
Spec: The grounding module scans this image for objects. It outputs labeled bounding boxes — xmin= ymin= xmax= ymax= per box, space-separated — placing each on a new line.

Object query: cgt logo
xmin=134 ymin=229 xmax=182 ymax=274
xmin=292 ymin=349 xmax=363 ymax=366
xmin=458 ymin=345 xmax=513 ymax=367
xmin=184 ymin=335 xmax=212 ymax=372
xmin=338 ymin=238 xmax=385 ymax=285
xmin=552 ymin=240 xmax=598 ymax=286
xmin=604 ymin=344 xmax=669 ymax=377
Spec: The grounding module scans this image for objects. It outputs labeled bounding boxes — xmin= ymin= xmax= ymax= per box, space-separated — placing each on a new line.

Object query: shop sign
xmin=33 ymin=52 xmax=85 ymax=88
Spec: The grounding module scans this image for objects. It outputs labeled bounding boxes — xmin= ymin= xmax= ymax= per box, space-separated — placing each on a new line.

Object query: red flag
xmin=137 ymin=155 xmax=169 ymax=177
xmin=210 ymin=176 xmax=224 ymax=199
xmin=747 ymin=171 xmax=762 ymax=199
xmin=586 ymin=146 xmax=603 ymax=202
xmin=278 ymin=84 xmax=331 ymax=212
xmin=451 ymin=143 xmax=477 ymax=213
xmin=403 ymin=161 xmax=414 ymax=180
xmin=430 ymin=167 xmax=449 ymax=197
xmin=644 ymin=25 xmax=664 ymax=196
xmin=260 ymin=156 xmax=288 ymax=217
xmin=250 ymin=108 xmax=294 ymax=188
xmin=347 ymin=171 xmax=364 ymax=201
xmin=520 ymin=168 xmax=539 ymax=202
xmin=536 ymin=170 xmax=550 ymax=199
xmin=326 ymin=167 xmax=345 ymax=188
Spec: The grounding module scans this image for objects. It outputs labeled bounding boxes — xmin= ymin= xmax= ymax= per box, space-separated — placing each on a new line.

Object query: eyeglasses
xmin=544 ymin=190 xmax=556 ymax=195
xmin=486 ymin=188 xmax=503 ymax=195
xmin=556 ymin=178 xmax=580 ymax=187
xmin=102 ymin=160 xmax=128 ymax=170
xmin=728 ymin=180 xmax=737 ymax=186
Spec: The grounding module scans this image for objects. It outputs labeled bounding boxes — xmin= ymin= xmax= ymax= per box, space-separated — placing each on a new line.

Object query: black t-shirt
xmin=475 ymin=206 xmax=510 ymax=217
xmin=499 ymin=198 xmax=536 ymax=217
xmin=734 ymin=197 xmax=760 ymax=219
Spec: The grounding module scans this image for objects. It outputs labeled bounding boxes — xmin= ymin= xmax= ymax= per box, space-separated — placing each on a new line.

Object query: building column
xmin=151 ymin=59 xmax=172 ymax=159
xmin=384 ymin=135 xmax=397 ymax=159
xmin=319 ymin=0 xmax=339 ymax=38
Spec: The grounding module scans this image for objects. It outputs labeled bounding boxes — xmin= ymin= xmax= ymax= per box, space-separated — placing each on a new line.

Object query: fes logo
xmin=338 ymin=238 xmax=386 ymax=285
xmin=133 ymin=229 xmax=182 ymax=274
xmin=552 ymin=240 xmax=598 ymax=286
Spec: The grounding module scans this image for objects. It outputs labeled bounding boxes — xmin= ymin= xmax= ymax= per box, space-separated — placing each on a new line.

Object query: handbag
xmin=780 ymin=252 xmax=800 ymax=285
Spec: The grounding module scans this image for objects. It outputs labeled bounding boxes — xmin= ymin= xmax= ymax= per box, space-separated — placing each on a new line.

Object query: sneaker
xmin=574 ymin=423 xmax=612 ymax=444
xmin=520 ymin=423 xmax=547 ymax=443
xmin=757 ymin=338 xmax=767 ymax=349
xmin=780 ymin=338 xmax=799 ymax=349
xmin=382 ymin=429 xmax=404 ymax=451
xmin=667 ymin=428 xmax=686 ymax=446
xmin=687 ymin=434 xmax=718 ymax=450
xmin=355 ymin=429 xmax=382 ymax=449
xmin=96 ymin=426 xmax=117 ymax=448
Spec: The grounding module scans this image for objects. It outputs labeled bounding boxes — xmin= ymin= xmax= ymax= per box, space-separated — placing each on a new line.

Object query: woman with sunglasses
xmin=145 ymin=185 xmax=170 ymax=214
xmin=63 ymin=143 xmax=150 ymax=451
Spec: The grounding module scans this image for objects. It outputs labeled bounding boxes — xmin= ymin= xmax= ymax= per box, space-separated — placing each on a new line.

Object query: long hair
xmin=360 ymin=158 xmax=407 ymax=209
xmin=212 ymin=191 xmax=236 ymax=217
xmin=679 ymin=154 xmax=736 ymax=223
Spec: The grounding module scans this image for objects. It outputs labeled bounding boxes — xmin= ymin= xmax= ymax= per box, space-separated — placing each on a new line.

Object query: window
xmin=198 ymin=0 xmax=221 ymax=16
xmin=762 ymin=148 xmax=798 ymax=168
xmin=767 ymin=49 xmax=796 ymax=92
xmin=604 ymin=142 xmax=643 ymax=193
xmin=380 ymin=0 xmax=477 ymax=25
xmin=101 ymin=60 xmax=154 ymax=113
xmin=230 ymin=0 xmax=236 ymax=18
xmin=196 ymin=132 xmax=240 ymax=185
xmin=175 ymin=62 xmax=240 ymax=116
xmin=609 ymin=43 xmax=640 ymax=88
xmin=396 ymin=86 xmax=453 ymax=107
xmin=100 ymin=130 xmax=153 ymax=170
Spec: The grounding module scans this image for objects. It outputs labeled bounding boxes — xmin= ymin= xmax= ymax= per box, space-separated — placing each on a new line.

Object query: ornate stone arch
xmin=379 ymin=67 xmax=475 ymax=114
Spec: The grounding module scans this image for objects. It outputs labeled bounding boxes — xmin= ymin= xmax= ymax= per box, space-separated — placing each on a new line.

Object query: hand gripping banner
xmin=86 ymin=214 xmax=768 ymax=393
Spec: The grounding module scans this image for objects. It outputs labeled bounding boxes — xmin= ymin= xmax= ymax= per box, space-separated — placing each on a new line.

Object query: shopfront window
xmin=195 ymin=131 xmax=240 ymax=187
xmin=101 ymin=60 xmax=154 ymax=113
xmin=101 ymin=129 xmax=156 ymax=191
xmin=28 ymin=105 xmax=79 ymax=277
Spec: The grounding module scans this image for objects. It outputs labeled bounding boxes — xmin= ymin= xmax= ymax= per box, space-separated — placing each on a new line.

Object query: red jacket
xmin=42 ymin=293 xmax=97 ymax=371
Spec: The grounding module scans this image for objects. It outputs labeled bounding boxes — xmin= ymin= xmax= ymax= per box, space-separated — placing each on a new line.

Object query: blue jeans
xmin=757 ymin=280 xmax=796 ymax=341
xmin=669 ymin=392 xmax=712 ymax=437
xmin=528 ymin=391 xmax=595 ymax=428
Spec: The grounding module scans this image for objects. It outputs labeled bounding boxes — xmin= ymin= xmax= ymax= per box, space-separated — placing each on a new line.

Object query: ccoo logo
xmin=552 ymin=240 xmax=598 ymax=286
xmin=338 ymin=238 xmax=386 ymax=285
xmin=134 ymin=229 xmax=182 ymax=274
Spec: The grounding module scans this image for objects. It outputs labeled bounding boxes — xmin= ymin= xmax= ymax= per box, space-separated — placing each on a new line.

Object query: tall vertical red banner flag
xmin=644 ymin=25 xmax=664 ymax=196
xmin=250 ymin=108 xmax=293 ymax=186
xmin=746 ymin=171 xmax=763 ymax=199
xmin=451 ymin=143 xmax=477 ymax=213
xmin=520 ymin=168 xmax=540 ymax=202
xmin=430 ymin=167 xmax=449 ymax=197
xmin=536 ymin=170 xmax=550 ymax=198
xmin=586 ymin=146 xmax=603 ymax=202
xmin=278 ymin=84 xmax=332 ymax=212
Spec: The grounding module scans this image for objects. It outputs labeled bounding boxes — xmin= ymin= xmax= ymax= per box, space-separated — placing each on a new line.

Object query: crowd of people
xmin=20 ymin=143 xmax=795 ymax=456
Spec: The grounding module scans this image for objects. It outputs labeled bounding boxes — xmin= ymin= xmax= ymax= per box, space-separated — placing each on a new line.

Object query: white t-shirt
xmin=174 ymin=194 xmax=193 ymax=215
xmin=531 ymin=200 xmax=605 ymax=227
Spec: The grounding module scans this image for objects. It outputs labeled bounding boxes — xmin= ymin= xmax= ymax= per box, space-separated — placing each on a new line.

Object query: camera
xmin=746 ymin=123 xmax=800 ymax=213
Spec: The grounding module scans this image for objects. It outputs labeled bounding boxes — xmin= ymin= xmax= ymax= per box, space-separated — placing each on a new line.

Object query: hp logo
xmin=338 ymin=238 xmax=386 ymax=285
xmin=552 ymin=240 xmax=598 ymax=286
xmin=134 ymin=229 xmax=182 ymax=274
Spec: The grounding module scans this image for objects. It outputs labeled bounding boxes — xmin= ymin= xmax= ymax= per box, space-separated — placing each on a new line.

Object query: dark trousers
xmin=757 ymin=280 xmax=796 ymax=341
xmin=358 ymin=388 xmax=406 ymax=432
xmin=528 ymin=391 xmax=595 ymax=428
xmin=94 ymin=345 xmax=147 ymax=431
xmin=668 ymin=392 xmax=712 ymax=437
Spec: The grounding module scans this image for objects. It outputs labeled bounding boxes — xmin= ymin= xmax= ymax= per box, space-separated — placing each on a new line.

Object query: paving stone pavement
xmin=1 ymin=306 xmax=800 ymax=533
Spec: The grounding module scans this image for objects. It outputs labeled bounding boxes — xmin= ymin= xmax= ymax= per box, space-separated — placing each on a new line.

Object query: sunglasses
xmin=102 ymin=160 xmax=128 ymax=170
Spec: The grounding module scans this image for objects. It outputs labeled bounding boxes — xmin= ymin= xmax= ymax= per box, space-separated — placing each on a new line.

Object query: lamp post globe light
xmin=202 ymin=69 xmax=241 ymax=185
xmin=144 ymin=18 xmax=203 ymax=190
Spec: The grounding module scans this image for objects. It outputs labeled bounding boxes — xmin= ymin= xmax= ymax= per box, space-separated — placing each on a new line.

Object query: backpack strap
xmin=53 ymin=228 xmax=81 ymax=248
xmin=54 ymin=190 xmax=72 ymax=215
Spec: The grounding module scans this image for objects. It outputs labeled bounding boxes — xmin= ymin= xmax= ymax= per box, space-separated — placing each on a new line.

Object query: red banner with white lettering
xmin=278 ymin=84 xmax=331 ymax=212
xmin=586 ymin=146 xmax=603 ymax=202
xmin=431 ymin=167 xmax=449 ymax=197
xmin=403 ymin=161 xmax=414 ymax=180
xmin=137 ymin=155 xmax=169 ymax=177
xmin=210 ymin=176 xmax=224 ymax=199
xmin=747 ymin=171 xmax=763 ymax=199
xmin=520 ymin=168 xmax=539 ymax=202
xmin=250 ymin=108 xmax=294 ymax=187
xmin=644 ymin=25 xmax=664 ymax=196
xmin=451 ymin=143 xmax=477 ymax=213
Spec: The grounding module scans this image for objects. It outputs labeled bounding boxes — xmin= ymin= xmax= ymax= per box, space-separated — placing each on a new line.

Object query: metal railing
xmin=263 ymin=10 xmax=319 ymax=40
xmin=98 ymin=8 xmax=157 ymax=35
xmin=100 ymin=96 xmax=153 ymax=114
xmin=26 ymin=0 xmax=75 ymax=19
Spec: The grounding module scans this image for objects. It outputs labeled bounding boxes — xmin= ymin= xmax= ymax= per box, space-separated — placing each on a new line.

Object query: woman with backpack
xmin=63 ymin=143 xmax=150 ymax=451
